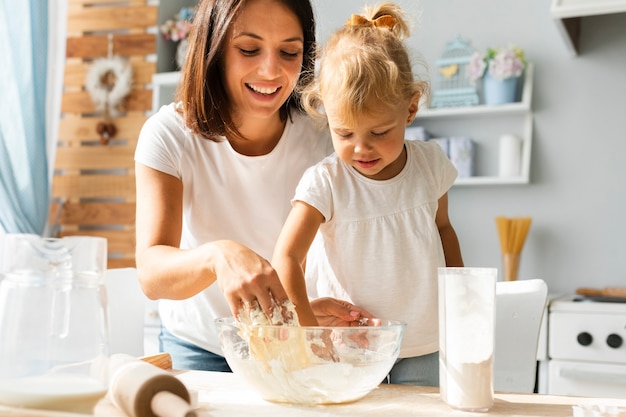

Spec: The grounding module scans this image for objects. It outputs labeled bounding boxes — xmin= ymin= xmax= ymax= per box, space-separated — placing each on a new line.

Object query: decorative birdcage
xmin=430 ymin=35 xmax=480 ymax=109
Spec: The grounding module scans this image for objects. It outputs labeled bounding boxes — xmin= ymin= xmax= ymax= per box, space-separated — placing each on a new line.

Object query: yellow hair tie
xmin=344 ymin=14 xmax=397 ymax=30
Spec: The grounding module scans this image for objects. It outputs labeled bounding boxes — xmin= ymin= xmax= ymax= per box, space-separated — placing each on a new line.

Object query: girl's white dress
xmin=295 ymin=139 xmax=457 ymax=358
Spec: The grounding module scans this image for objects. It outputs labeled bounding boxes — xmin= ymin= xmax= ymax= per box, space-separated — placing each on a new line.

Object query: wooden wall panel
xmin=66 ymin=6 xmax=157 ymax=33
xmin=55 ymin=147 xmax=135 ymax=170
xmin=51 ymin=202 xmax=135 ymax=226
xmin=66 ymin=33 xmax=155 ymax=59
xmin=61 ymin=89 xmax=152 ymax=113
xmin=52 ymin=0 xmax=157 ymax=268
xmin=64 ymin=60 xmax=155 ymax=88
xmin=51 ymin=175 xmax=136 ymax=200
xmin=58 ymin=113 xmax=147 ymax=144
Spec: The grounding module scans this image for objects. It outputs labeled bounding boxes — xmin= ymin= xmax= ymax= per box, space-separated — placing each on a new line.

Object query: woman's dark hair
xmin=175 ymin=0 xmax=316 ymax=141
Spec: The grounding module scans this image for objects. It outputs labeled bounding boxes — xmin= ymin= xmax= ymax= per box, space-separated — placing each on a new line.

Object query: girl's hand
xmin=310 ymin=297 xmax=375 ymax=327
xmin=212 ymin=241 xmax=289 ymax=319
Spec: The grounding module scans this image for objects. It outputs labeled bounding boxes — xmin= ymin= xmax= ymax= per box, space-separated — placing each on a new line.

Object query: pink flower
xmin=468 ymin=52 xmax=487 ymax=84
xmin=466 ymin=45 xmax=527 ymax=83
xmin=488 ymin=48 xmax=525 ymax=81
xmin=159 ymin=7 xmax=194 ymax=42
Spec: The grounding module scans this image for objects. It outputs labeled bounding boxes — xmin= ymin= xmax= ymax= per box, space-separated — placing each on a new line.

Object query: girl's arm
xmin=435 ymin=193 xmax=464 ymax=267
xmin=272 ymin=200 xmax=325 ymax=326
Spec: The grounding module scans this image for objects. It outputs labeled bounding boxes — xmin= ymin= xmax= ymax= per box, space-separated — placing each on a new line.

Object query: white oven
xmin=546 ymin=295 xmax=626 ymax=398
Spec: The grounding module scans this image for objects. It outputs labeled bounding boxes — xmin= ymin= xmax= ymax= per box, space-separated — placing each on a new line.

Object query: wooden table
xmin=3 ymin=370 xmax=626 ymax=417
xmin=108 ymin=370 xmax=625 ymax=417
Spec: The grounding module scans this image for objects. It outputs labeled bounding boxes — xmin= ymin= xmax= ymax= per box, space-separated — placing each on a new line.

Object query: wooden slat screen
xmin=52 ymin=0 xmax=158 ymax=268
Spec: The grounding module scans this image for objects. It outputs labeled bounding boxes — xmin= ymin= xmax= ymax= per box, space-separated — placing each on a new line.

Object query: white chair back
xmin=494 ymin=278 xmax=548 ymax=393
xmin=105 ymin=267 xmax=149 ymax=356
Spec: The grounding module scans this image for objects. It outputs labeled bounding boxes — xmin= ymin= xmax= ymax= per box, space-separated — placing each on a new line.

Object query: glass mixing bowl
xmin=215 ymin=317 xmax=406 ymax=405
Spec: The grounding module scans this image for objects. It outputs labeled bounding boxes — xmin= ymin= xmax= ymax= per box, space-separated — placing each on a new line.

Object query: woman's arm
xmin=271 ymin=200 xmax=324 ymax=326
xmin=435 ymin=193 xmax=464 ymax=267
xmin=134 ymin=162 xmax=288 ymax=317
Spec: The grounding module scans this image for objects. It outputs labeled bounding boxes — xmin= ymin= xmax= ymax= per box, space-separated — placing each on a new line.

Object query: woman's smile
xmin=246 ymin=83 xmax=282 ymax=97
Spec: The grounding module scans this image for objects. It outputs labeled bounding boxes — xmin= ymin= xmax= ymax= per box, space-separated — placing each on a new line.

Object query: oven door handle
xmin=559 ymin=368 xmax=626 ymax=384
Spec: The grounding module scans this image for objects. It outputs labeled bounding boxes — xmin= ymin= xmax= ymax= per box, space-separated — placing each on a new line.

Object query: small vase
xmin=176 ymin=39 xmax=189 ymax=69
xmin=484 ymin=74 xmax=518 ymax=105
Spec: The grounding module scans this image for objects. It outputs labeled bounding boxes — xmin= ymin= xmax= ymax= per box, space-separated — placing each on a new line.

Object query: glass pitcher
xmin=0 ymin=234 xmax=109 ymax=413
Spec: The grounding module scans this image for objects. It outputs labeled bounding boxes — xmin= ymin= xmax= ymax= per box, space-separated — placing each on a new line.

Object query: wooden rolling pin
xmin=576 ymin=286 xmax=626 ymax=299
xmin=109 ymin=355 xmax=196 ymax=417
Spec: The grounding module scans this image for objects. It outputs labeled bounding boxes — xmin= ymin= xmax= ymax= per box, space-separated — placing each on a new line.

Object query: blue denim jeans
xmin=387 ymin=351 xmax=439 ymax=386
xmin=159 ymin=325 xmax=231 ymax=372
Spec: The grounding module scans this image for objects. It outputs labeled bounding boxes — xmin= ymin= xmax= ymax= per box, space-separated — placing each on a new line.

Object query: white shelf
xmin=550 ymin=0 xmax=626 ymax=56
xmin=551 ymin=0 xmax=626 ymax=18
xmin=414 ymin=65 xmax=534 ymax=186
xmin=153 ymin=71 xmax=181 ymax=85
xmin=417 ymin=101 xmax=528 ymax=119
xmin=417 ymin=64 xmax=533 ymax=120
xmin=455 ymin=175 xmax=529 ymax=186
xmin=151 ymin=71 xmax=181 ymax=111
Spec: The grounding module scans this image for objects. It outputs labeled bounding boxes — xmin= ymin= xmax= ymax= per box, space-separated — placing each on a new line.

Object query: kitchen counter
xmin=3 ymin=370 xmax=626 ymax=417
xmin=175 ymin=371 xmax=626 ymax=417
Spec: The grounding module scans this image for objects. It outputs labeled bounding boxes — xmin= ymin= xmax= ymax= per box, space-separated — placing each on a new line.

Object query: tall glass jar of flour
xmin=438 ymin=267 xmax=497 ymax=412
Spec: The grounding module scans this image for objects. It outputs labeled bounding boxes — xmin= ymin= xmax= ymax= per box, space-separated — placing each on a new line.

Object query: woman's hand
xmin=310 ymin=297 xmax=375 ymax=327
xmin=212 ymin=240 xmax=289 ymax=319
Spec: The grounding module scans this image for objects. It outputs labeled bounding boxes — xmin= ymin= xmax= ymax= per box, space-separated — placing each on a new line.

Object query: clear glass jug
xmin=0 ymin=234 xmax=109 ymax=413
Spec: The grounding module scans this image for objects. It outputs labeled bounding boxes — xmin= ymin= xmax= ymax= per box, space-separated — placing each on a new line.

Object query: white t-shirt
xmin=295 ymin=140 xmax=457 ymax=358
xmin=135 ymin=103 xmax=332 ymax=354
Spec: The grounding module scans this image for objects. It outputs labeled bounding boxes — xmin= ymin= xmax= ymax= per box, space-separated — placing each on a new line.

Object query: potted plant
xmin=468 ymin=45 xmax=527 ymax=105
xmin=159 ymin=7 xmax=195 ymax=69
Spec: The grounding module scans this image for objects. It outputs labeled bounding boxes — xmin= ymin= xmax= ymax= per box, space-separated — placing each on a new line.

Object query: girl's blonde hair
xmin=301 ymin=3 xmax=429 ymax=126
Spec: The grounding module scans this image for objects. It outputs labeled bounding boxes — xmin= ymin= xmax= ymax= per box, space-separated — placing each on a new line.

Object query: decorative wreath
xmin=85 ymin=56 xmax=133 ymax=117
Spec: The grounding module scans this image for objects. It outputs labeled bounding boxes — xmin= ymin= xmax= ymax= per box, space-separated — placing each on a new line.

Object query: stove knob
xmin=577 ymin=332 xmax=593 ymax=346
xmin=606 ymin=333 xmax=623 ymax=349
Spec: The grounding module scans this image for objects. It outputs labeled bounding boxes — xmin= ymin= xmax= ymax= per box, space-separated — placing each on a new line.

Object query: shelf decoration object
xmin=495 ymin=216 xmax=532 ymax=281
xmin=498 ymin=134 xmax=522 ymax=177
xmin=85 ymin=33 xmax=133 ymax=145
xmin=429 ymin=35 xmax=480 ymax=109
xmin=160 ymin=6 xmax=195 ymax=69
xmin=448 ymin=137 xmax=474 ymax=178
xmin=468 ymin=45 xmax=527 ymax=106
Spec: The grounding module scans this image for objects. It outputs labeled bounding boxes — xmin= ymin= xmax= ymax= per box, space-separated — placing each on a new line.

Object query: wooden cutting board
xmin=576 ymin=286 xmax=626 ymax=299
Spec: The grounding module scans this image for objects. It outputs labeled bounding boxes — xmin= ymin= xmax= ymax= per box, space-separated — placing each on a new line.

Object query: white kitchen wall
xmin=311 ymin=0 xmax=626 ymax=294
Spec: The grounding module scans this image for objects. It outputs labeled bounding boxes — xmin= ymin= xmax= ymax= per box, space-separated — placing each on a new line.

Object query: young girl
xmin=271 ymin=3 xmax=464 ymax=386
xmin=134 ymin=0 xmax=368 ymax=372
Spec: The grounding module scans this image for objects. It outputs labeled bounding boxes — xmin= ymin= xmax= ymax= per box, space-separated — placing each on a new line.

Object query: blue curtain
xmin=0 ymin=1 xmax=50 ymax=234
